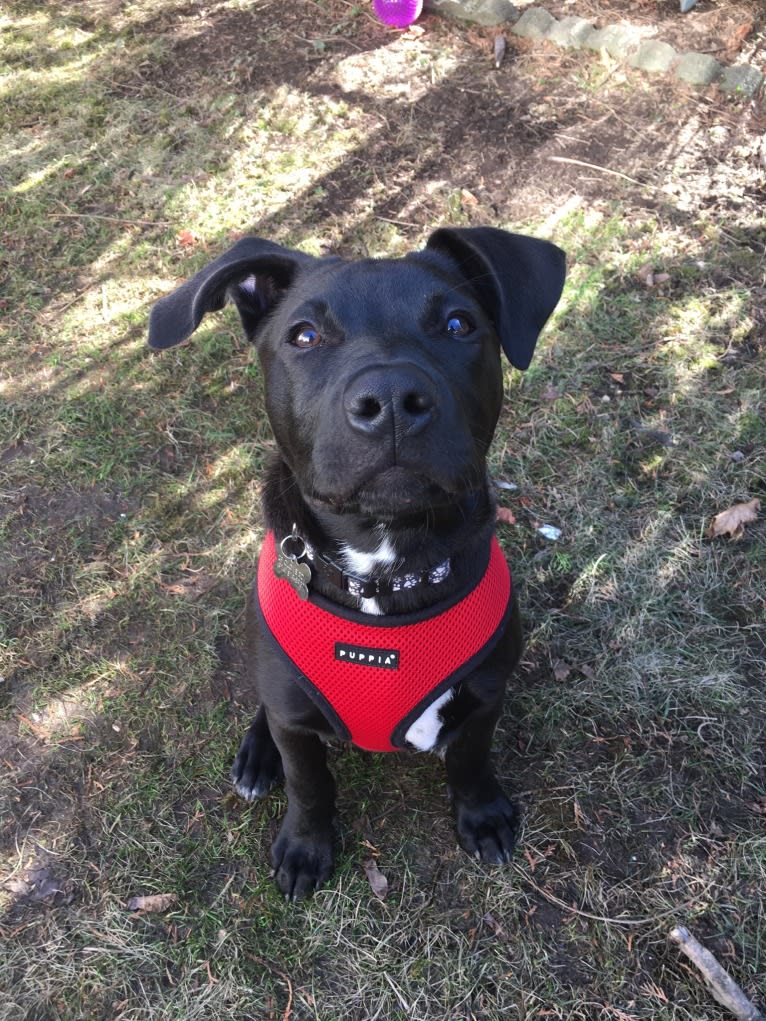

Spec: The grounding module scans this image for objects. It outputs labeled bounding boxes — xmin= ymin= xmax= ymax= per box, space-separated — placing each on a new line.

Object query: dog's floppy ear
xmin=425 ymin=227 xmax=566 ymax=370
xmin=147 ymin=237 xmax=316 ymax=350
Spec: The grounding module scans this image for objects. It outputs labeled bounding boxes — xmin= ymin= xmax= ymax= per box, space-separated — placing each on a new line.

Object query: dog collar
xmin=275 ymin=525 xmax=450 ymax=600
xmin=302 ymin=539 xmax=451 ymax=600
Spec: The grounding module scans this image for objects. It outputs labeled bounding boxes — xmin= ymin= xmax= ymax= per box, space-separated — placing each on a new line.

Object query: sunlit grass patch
xmin=1 ymin=1 xmax=764 ymax=1018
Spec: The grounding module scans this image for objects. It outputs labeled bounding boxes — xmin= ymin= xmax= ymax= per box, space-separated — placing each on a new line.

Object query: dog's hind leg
xmin=231 ymin=705 xmax=284 ymax=800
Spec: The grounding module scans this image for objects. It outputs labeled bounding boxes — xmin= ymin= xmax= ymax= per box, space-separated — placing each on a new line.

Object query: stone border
xmin=423 ymin=0 xmax=765 ymax=99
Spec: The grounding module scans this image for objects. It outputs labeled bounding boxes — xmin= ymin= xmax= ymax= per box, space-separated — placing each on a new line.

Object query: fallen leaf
xmin=460 ymin=188 xmax=478 ymax=206
xmin=176 ymin=229 xmax=197 ymax=248
xmin=573 ymin=798 xmax=590 ymax=829
xmin=4 ymin=866 xmax=69 ymax=903
xmin=552 ymin=658 xmax=571 ymax=682
xmin=127 ymin=893 xmax=179 ymax=913
xmin=707 ymin=498 xmax=760 ymax=539
xmin=362 ymin=859 xmax=388 ymax=901
xmin=162 ymin=573 xmax=217 ymax=599
xmin=496 ymin=506 xmax=517 ymax=525
xmin=636 ymin=262 xmax=655 ymax=286
xmin=726 ymin=20 xmax=753 ymax=54
xmin=482 ymin=911 xmax=507 ymax=940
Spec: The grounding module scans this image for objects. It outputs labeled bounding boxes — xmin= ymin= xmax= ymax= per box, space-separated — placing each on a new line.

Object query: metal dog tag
xmin=274 ymin=527 xmax=312 ymax=600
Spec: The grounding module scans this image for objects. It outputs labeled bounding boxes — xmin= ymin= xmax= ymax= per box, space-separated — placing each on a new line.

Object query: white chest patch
xmin=339 ymin=531 xmax=396 ymax=615
xmin=339 ymin=534 xmax=396 ymax=577
xmin=404 ymin=688 xmax=455 ymax=752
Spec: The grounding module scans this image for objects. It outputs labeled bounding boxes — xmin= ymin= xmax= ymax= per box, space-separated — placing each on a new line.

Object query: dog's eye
xmin=445 ymin=313 xmax=474 ymax=338
xmin=291 ymin=324 xmax=322 ymax=349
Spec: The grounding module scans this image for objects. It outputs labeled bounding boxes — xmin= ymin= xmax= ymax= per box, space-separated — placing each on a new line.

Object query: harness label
xmin=335 ymin=643 xmax=400 ymax=670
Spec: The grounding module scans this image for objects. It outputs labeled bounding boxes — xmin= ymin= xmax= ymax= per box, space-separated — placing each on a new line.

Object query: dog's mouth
xmin=309 ymin=466 xmax=466 ymax=518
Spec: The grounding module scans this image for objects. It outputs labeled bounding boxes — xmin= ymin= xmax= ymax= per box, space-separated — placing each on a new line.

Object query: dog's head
xmin=148 ymin=228 xmax=565 ymax=519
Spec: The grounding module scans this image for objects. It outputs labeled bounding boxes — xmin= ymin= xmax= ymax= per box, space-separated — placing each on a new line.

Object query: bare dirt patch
xmin=1 ymin=1 xmax=764 ymax=1018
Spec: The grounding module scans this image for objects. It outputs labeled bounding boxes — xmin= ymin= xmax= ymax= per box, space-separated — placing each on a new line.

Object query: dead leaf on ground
xmin=707 ymin=498 xmax=760 ymax=539
xmin=127 ymin=893 xmax=179 ymax=913
xmin=162 ymin=573 xmax=218 ymax=599
xmin=176 ymin=229 xmax=197 ymax=248
xmin=552 ymin=658 xmax=572 ymax=682
xmin=523 ymin=848 xmax=539 ymax=872
xmin=4 ymin=866 xmax=70 ymax=903
xmin=496 ymin=506 xmax=517 ymax=525
xmin=482 ymin=912 xmax=507 ymax=940
xmin=726 ymin=20 xmax=753 ymax=54
xmin=362 ymin=859 xmax=388 ymax=901
xmin=636 ymin=263 xmax=670 ymax=288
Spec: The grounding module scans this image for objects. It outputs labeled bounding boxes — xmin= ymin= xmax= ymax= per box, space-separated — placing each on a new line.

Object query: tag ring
xmin=280 ymin=525 xmax=306 ymax=561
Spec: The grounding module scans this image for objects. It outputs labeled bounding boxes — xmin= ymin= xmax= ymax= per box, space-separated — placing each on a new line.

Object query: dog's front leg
xmin=445 ymin=707 xmax=519 ymax=865
xmin=268 ymin=718 xmax=336 ymax=901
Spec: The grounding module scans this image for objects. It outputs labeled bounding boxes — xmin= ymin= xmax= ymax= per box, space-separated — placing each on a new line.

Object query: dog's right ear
xmin=147 ymin=238 xmax=316 ymax=350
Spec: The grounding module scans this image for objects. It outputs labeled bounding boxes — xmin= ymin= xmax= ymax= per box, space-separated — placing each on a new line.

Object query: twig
xmin=247 ymin=954 xmax=294 ymax=1021
xmin=547 ymin=155 xmax=645 ymax=187
xmin=669 ymin=926 xmax=764 ymax=1021
xmin=374 ymin=215 xmax=422 ymax=229
xmin=48 ymin=212 xmax=171 ymax=227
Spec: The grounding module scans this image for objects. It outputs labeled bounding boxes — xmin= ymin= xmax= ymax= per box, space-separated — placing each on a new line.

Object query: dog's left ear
xmin=426 ymin=227 xmax=566 ymax=370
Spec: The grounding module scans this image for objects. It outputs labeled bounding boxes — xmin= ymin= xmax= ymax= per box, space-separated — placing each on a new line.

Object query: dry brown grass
xmin=1 ymin=1 xmax=764 ymax=1018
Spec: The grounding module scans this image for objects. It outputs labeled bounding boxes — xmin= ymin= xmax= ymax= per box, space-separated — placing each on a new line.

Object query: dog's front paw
xmin=231 ymin=722 xmax=284 ymax=801
xmin=271 ymin=822 xmax=334 ymax=901
xmin=453 ymin=790 xmax=519 ymax=865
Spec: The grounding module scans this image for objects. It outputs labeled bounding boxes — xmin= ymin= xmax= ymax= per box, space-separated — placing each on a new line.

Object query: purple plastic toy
xmin=373 ymin=0 xmax=423 ymax=28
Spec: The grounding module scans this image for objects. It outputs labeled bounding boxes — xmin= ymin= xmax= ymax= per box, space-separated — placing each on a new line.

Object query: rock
xmin=630 ymin=40 xmax=677 ymax=74
xmin=719 ymin=64 xmax=764 ymax=98
xmin=584 ymin=23 xmax=641 ymax=59
xmin=424 ymin=0 xmax=519 ymax=25
xmin=511 ymin=7 xmax=556 ymax=40
xmin=674 ymin=51 xmax=722 ymax=86
xmin=546 ymin=16 xmax=595 ymax=50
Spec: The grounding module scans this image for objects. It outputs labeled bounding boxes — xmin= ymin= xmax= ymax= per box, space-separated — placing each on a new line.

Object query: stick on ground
xmin=669 ymin=926 xmax=764 ymax=1021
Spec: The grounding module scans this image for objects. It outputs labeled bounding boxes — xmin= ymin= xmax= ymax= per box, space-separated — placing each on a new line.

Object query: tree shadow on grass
xmin=2 ymin=2 xmax=765 ymax=1015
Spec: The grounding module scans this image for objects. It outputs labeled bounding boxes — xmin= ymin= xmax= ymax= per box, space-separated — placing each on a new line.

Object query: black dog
xmin=148 ymin=228 xmax=565 ymax=900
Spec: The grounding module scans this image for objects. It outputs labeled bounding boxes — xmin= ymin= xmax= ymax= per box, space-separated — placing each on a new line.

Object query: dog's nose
xmin=343 ymin=366 xmax=436 ymax=438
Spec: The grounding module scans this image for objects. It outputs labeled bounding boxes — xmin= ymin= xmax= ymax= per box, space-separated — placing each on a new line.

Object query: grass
xmin=1 ymin=1 xmax=765 ymax=1019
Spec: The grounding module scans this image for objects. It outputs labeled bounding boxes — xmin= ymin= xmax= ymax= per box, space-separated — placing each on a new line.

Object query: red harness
xmin=257 ymin=531 xmax=512 ymax=752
